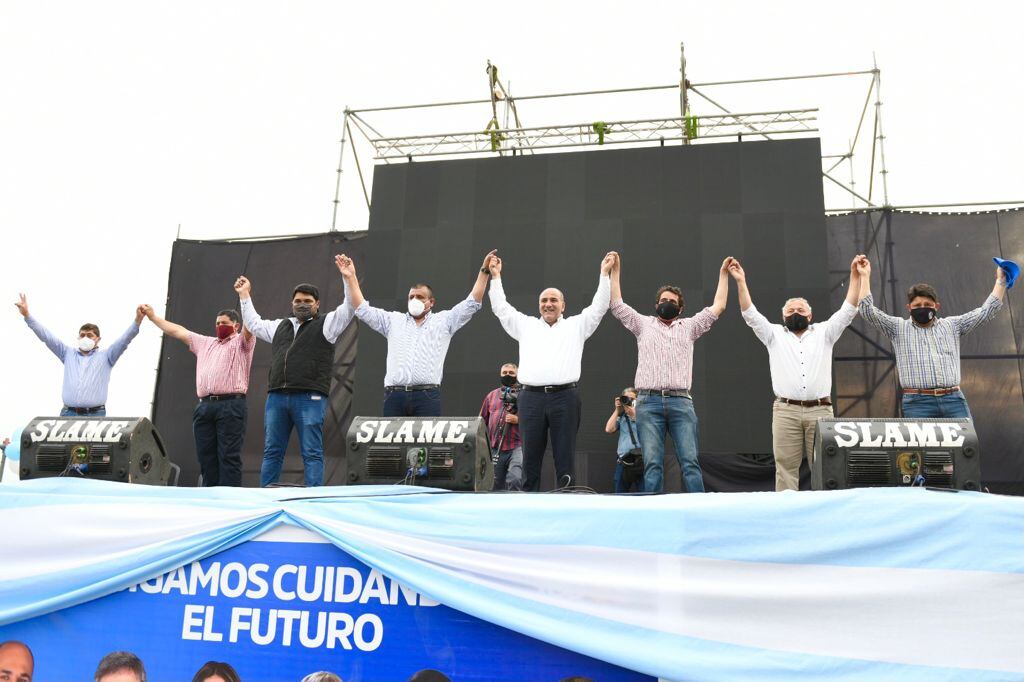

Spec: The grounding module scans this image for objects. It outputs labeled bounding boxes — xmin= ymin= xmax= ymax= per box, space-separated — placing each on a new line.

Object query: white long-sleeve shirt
xmin=489 ymin=275 xmax=610 ymax=386
xmin=741 ymin=301 xmax=857 ymax=401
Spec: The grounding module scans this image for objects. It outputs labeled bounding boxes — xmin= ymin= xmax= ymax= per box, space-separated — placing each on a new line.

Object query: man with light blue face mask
xmin=16 ymin=293 xmax=144 ymax=417
xmin=338 ymin=251 xmax=494 ymax=417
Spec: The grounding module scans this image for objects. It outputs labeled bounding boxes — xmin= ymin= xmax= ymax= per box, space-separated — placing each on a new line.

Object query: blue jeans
xmin=60 ymin=407 xmax=106 ymax=417
xmin=383 ymin=388 xmax=441 ymax=417
xmin=260 ymin=391 xmax=327 ymax=487
xmin=901 ymin=390 xmax=972 ymax=419
xmin=636 ymin=394 xmax=704 ymax=493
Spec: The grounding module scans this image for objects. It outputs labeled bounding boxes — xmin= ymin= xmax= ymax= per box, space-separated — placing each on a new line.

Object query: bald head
xmin=0 ymin=641 xmax=34 ymax=682
xmin=538 ymin=288 xmax=566 ymax=325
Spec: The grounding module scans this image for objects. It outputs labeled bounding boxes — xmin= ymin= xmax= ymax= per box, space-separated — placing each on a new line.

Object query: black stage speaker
xmin=20 ymin=416 xmax=171 ymax=485
xmin=346 ymin=416 xmax=493 ymax=491
xmin=812 ymin=418 xmax=981 ymax=491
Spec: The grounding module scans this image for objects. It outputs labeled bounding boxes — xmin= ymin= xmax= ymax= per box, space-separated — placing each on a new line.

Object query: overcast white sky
xmin=2 ymin=1 xmax=1022 ymax=440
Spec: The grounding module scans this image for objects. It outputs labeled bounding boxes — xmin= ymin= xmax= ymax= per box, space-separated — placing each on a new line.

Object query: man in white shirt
xmin=488 ymin=251 xmax=616 ymax=491
xmin=729 ymin=255 xmax=863 ymax=491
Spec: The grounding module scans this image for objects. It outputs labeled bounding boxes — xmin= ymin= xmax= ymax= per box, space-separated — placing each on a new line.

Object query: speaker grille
xmin=365 ymin=446 xmax=403 ymax=479
xmin=922 ymin=452 xmax=954 ymax=488
xmin=426 ymin=446 xmax=454 ymax=480
xmin=36 ymin=444 xmax=69 ymax=472
xmin=847 ymin=452 xmax=892 ymax=486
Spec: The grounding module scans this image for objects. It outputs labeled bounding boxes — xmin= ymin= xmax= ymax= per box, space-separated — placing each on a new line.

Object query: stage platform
xmin=1 ymin=480 xmax=1022 ymax=681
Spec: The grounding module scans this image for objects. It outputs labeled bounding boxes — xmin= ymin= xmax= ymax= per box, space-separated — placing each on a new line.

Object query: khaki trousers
xmin=772 ymin=401 xmax=833 ymax=491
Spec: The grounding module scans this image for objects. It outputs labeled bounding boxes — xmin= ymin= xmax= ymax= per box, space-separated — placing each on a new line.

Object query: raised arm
xmin=845 ymin=254 xmax=862 ymax=307
xmin=854 ymin=257 xmax=900 ymax=337
xmin=577 ymin=252 xmax=615 ymax=338
xmin=338 ymin=255 xmax=392 ymax=337
xmin=487 ymin=256 xmax=527 ymax=340
xmin=105 ymin=307 xmax=144 ymax=366
xmin=605 ymin=398 xmax=622 ymax=434
xmin=610 ymin=253 xmax=623 ymax=303
xmin=729 ymin=259 xmax=753 ymax=312
xmin=18 ymin=294 xmax=71 ymax=360
xmin=469 ymin=250 xmax=497 ymax=303
xmin=141 ymin=304 xmax=190 ymax=344
xmin=235 ymin=276 xmax=280 ymax=344
xmin=710 ymin=257 xmax=732 ymax=317
xmin=317 ymin=255 xmax=356 ymax=343
xmin=949 ymin=265 xmax=1007 ymax=336
xmin=730 ymin=261 xmax=774 ymax=346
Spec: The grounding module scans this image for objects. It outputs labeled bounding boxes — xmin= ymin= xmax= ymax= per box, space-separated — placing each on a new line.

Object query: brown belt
xmin=902 ymin=386 xmax=960 ymax=396
xmin=777 ymin=397 xmax=832 ymax=407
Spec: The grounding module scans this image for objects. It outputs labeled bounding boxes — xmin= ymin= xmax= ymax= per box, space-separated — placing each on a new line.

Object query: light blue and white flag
xmin=1 ymin=479 xmax=1022 ymax=680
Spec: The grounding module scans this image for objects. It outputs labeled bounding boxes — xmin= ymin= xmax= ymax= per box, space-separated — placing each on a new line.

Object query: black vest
xmin=268 ymin=315 xmax=335 ymax=395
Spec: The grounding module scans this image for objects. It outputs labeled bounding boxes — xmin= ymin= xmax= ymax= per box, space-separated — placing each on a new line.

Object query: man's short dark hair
xmin=411 ymin=283 xmax=435 ymax=300
xmin=293 ymin=284 xmax=320 ymax=301
xmin=192 ymin=661 xmax=241 ymax=682
xmin=216 ymin=309 xmax=240 ymax=324
xmin=80 ymin=323 xmax=101 ymax=337
xmin=95 ymin=651 xmax=146 ymax=682
xmin=655 ymin=285 xmax=684 ymax=309
xmin=907 ymin=283 xmax=939 ymax=304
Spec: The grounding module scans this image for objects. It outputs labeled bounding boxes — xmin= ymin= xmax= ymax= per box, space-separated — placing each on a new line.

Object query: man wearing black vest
xmin=235 ymin=258 xmax=354 ymax=486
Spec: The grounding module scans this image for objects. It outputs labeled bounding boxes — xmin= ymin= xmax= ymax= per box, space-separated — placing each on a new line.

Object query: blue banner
xmin=0 ymin=526 xmax=650 ymax=681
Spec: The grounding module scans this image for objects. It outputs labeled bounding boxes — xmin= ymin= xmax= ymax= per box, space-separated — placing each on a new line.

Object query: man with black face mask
xmin=235 ymin=256 xmax=355 ymax=487
xmin=856 ymin=256 xmax=1007 ymax=419
xmin=140 ymin=304 xmax=254 ymax=487
xmin=479 ymin=362 xmax=523 ymax=491
xmin=609 ymin=254 xmax=731 ymax=494
xmin=731 ymin=256 xmax=862 ymax=491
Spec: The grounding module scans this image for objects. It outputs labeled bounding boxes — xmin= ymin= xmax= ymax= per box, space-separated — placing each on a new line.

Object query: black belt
xmin=902 ymin=386 xmax=960 ymax=396
xmin=522 ymin=382 xmax=578 ymax=393
xmin=63 ymin=405 xmax=105 ymax=415
xmin=385 ymin=384 xmax=440 ymax=393
xmin=201 ymin=393 xmax=246 ymax=402
xmin=638 ymin=389 xmax=691 ymax=398
xmin=777 ymin=397 xmax=832 ymax=407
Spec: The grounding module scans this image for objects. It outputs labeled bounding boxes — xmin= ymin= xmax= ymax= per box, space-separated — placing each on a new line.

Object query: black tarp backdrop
xmin=363 ymin=139 xmax=829 ymax=492
xmin=828 ymin=208 xmax=1024 ymax=495
xmin=152 ymin=157 xmax=1023 ymax=495
xmin=153 ymin=233 xmax=365 ymax=487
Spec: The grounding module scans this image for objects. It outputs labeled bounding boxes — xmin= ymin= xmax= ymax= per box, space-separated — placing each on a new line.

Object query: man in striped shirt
xmin=17 ymin=293 xmax=143 ymax=416
xmin=142 ymin=304 xmax=256 ymax=487
xmin=856 ymin=256 xmax=1006 ymax=418
xmin=338 ymin=251 xmax=493 ymax=417
xmin=609 ymin=255 xmax=731 ymax=493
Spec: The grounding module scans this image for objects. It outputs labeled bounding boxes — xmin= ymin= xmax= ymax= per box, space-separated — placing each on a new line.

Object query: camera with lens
xmin=618 ymin=394 xmax=634 ymax=407
xmin=501 ymin=386 xmax=519 ymax=414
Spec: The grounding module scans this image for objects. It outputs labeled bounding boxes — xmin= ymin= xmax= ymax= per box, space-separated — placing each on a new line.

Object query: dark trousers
xmin=517 ymin=387 xmax=580 ymax=491
xmin=193 ymin=397 xmax=246 ymax=487
xmin=383 ymin=387 xmax=442 ymax=417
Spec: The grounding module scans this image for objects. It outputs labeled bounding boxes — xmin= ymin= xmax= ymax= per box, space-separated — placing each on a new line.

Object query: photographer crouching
xmin=479 ymin=362 xmax=523 ymax=491
xmin=605 ymin=387 xmax=643 ymax=493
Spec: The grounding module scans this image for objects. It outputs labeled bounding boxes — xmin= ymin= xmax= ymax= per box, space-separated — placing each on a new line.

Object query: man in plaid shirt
xmin=479 ymin=362 xmax=522 ymax=491
xmin=856 ymin=255 xmax=1007 ymax=419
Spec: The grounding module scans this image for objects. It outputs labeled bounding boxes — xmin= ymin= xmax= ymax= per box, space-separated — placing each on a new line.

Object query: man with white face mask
xmin=16 ymin=293 xmax=144 ymax=417
xmin=338 ymin=251 xmax=494 ymax=417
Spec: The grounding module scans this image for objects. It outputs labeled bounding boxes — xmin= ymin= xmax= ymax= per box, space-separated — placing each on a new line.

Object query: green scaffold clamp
xmin=485 ymin=118 xmax=505 ymax=152
xmin=592 ymin=121 xmax=610 ymax=145
xmin=684 ymin=111 xmax=698 ymax=140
